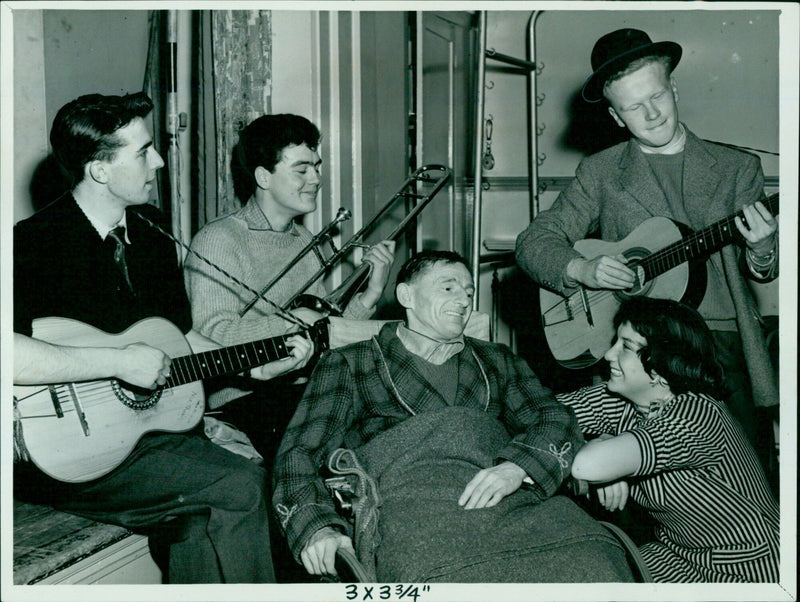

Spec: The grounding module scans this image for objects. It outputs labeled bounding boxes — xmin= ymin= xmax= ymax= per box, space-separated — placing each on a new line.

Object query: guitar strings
xmin=559 ymin=199 xmax=777 ymax=319
xmin=49 ymin=381 xmax=158 ymax=414
xmin=19 ymin=383 xmax=116 ymax=421
xmin=169 ymin=334 xmax=291 ymax=385
xmin=641 ymin=193 xmax=777 ymax=275
xmin=21 ymin=382 xmax=184 ymax=427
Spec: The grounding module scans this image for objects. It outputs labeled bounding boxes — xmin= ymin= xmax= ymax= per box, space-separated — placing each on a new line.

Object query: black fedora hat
xmin=581 ymin=28 xmax=682 ymax=103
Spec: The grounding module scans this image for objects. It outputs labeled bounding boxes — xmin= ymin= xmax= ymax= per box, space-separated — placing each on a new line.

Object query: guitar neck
xmin=640 ymin=193 xmax=778 ymax=280
xmin=165 ymin=321 xmax=328 ymax=387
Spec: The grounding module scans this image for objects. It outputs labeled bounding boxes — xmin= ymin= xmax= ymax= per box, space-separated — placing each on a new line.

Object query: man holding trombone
xmin=183 ymin=114 xmax=395 ymax=467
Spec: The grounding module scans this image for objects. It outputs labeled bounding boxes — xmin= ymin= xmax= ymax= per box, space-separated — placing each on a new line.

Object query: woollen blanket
xmin=351 ymin=406 xmax=633 ymax=583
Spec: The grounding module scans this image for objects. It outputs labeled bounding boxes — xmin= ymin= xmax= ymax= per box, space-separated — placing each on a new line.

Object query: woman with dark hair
xmin=558 ymin=297 xmax=779 ymax=582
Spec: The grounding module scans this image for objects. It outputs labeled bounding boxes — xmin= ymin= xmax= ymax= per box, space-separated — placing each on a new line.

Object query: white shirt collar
xmin=75 ymin=199 xmax=131 ymax=243
xmin=637 ymin=122 xmax=686 ymax=155
xmin=396 ymin=323 xmax=465 ymax=365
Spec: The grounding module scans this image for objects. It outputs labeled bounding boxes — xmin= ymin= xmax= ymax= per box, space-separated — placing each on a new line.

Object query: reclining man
xmin=13 ymin=92 xmax=309 ymax=583
xmin=273 ymin=250 xmax=634 ymax=582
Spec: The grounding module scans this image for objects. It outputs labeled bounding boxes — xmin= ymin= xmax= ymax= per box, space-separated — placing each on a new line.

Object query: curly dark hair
xmin=613 ymin=297 xmax=725 ymax=397
xmin=50 ymin=92 xmax=154 ymax=189
xmin=231 ymin=114 xmax=321 ymax=202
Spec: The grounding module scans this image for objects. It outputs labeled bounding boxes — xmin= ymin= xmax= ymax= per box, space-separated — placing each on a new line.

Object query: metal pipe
xmin=448 ymin=34 xmax=455 ymax=251
xmin=485 ymin=48 xmax=538 ymax=71
xmin=176 ymin=10 xmax=192 ymax=250
xmin=527 ymin=10 xmax=544 ymax=220
xmin=166 ymin=11 xmax=181 ymax=248
xmin=415 ymin=12 xmax=424 ymax=253
xmin=470 ymin=11 xmax=488 ymax=310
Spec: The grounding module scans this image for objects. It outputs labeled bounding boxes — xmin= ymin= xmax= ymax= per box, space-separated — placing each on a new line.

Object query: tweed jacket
xmin=515 ymin=126 xmax=778 ymax=407
xmin=272 ymin=323 xmax=581 ymax=558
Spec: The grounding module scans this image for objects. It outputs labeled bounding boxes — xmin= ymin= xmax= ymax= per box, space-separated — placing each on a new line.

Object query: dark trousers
xmin=15 ymin=428 xmax=275 ymax=583
xmin=212 ymin=379 xmax=307 ymax=472
xmin=213 ymin=379 xmax=316 ymax=583
xmin=712 ymin=330 xmax=778 ymax=491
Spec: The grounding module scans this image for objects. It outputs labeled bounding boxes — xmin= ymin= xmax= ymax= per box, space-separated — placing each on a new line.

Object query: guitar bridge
xmin=48 ymin=385 xmax=64 ymax=418
xmin=564 ymin=296 xmax=574 ymax=321
xmin=65 ymin=384 xmax=90 ymax=437
xmin=579 ymin=288 xmax=595 ymax=328
xmin=542 ymin=298 xmax=574 ymax=327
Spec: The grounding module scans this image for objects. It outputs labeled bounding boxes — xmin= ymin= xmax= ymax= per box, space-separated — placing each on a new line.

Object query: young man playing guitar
xmin=13 ymin=92 xmax=310 ymax=583
xmin=515 ymin=29 xmax=779 ymax=473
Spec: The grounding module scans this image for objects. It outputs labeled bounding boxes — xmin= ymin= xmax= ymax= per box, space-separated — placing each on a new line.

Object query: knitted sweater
xmin=184 ymin=200 xmax=375 ymax=407
xmin=185 ymin=199 xmax=374 ymax=347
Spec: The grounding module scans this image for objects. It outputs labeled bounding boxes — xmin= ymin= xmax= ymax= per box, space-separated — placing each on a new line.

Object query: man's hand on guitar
xmin=116 ymin=343 xmax=172 ymax=389
xmin=735 ymin=201 xmax=778 ymax=255
xmin=249 ymin=333 xmax=315 ymax=380
xmin=567 ymin=255 xmax=636 ymax=290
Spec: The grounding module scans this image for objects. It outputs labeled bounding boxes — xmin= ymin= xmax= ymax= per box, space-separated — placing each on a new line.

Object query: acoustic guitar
xmin=540 ymin=193 xmax=778 ymax=368
xmin=13 ymin=316 xmax=329 ymax=483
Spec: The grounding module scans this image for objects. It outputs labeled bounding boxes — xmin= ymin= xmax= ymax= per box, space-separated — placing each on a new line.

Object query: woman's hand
xmin=595 ymin=479 xmax=630 ymax=512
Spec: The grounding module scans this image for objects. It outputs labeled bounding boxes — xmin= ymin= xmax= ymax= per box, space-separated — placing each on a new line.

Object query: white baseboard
xmin=36 ymin=534 xmax=162 ymax=584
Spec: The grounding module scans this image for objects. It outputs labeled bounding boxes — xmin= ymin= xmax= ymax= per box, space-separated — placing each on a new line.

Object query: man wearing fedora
xmin=515 ymin=29 xmax=779 ymax=477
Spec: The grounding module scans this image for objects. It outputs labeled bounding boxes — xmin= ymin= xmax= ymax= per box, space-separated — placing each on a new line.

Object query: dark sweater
xmin=14 ymin=194 xmax=191 ymax=336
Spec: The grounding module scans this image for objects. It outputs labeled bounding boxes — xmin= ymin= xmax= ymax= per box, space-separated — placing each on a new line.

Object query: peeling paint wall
xmin=13 ymin=10 xmax=150 ymax=221
xmin=12 ymin=10 xmax=48 ymax=223
xmin=211 ymin=10 xmax=272 ymax=217
xmin=481 ymin=9 xmax=779 ymax=195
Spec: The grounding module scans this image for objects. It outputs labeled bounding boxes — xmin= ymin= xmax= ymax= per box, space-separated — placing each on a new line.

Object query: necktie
xmin=107 ymin=226 xmax=134 ymax=291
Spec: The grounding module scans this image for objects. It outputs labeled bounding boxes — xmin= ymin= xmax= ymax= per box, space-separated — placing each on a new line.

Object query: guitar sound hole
xmin=614 ymin=247 xmax=654 ymax=301
xmin=111 ymin=380 xmax=162 ymax=410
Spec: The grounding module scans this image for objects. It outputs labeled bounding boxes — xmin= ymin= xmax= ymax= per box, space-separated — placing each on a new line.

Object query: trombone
xmin=238 ymin=164 xmax=452 ymax=317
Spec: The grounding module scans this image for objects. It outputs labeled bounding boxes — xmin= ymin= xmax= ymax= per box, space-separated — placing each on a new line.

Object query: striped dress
xmin=558 ymin=384 xmax=779 ymax=582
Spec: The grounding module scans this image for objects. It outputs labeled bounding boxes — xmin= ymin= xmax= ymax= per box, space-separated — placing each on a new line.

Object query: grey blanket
xmin=349 ymin=406 xmax=633 ymax=583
